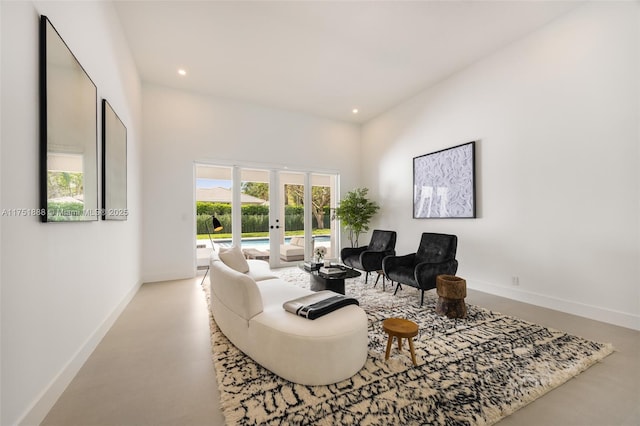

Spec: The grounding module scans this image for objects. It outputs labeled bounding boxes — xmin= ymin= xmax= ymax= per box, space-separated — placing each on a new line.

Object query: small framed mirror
xmin=40 ymin=15 xmax=98 ymax=222
xmin=102 ymin=99 xmax=128 ymax=220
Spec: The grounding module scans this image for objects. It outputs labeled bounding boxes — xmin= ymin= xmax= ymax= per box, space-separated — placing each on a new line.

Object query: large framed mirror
xmin=102 ymin=99 xmax=128 ymax=220
xmin=39 ymin=15 xmax=98 ymax=222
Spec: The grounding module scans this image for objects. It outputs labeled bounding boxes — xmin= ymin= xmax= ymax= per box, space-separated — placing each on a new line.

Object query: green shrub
xmin=196 ymin=204 xmax=330 ymax=234
xmin=47 ymin=201 xmax=85 ymax=221
xmin=196 ymin=202 xmax=231 ymax=215
xmin=242 ymin=205 xmax=269 ymax=216
xmin=197 ymin=213 xmax=232 ymax=234
xmin=285 ymin=205 xmax=304 ymax=215
xmin=241 ymin=214 xmax=269 ymax=233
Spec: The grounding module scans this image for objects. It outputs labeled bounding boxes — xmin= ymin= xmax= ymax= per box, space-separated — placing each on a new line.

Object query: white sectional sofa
xmin=209 ymin=246 xmax=368 ymax=386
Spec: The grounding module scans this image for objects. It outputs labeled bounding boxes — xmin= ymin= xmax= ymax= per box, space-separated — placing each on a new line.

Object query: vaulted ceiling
xmin=114 ymin=1 xmax=584 ymax=123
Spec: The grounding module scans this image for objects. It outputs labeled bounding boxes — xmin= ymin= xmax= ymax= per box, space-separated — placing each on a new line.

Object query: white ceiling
xmin=113 ymin=0 xmax=584 ymax=124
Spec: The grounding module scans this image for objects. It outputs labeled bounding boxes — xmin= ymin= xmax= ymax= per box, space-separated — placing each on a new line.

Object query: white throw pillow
xmin=218 ymin=245 xmax=250 ymax=273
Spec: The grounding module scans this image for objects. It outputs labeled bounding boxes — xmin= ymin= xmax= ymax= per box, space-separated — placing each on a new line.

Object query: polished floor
xmin=42 ymin=274 xmax=639 ymax=426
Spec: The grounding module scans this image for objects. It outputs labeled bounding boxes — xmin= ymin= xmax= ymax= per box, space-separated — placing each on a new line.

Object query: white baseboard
xmin=18 ymin=280 xmax=143 ymax=426
xmin=468 ymin=279 xmax=640 ymax=331
xmin=142 ymin=270 xmax=194 ymax=284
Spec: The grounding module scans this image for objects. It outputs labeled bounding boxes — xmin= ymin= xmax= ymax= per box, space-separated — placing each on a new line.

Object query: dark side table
xmin=299 ymin=264 xmax=361 ymax=295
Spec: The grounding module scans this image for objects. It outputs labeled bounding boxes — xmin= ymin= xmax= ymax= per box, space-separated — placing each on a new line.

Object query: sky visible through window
xmin=197 ymin=178 xmax=231 ymax=189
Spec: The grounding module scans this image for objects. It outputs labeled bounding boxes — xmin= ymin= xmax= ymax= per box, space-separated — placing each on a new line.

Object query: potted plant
xmin=332 ymin=187 xmax=380 ymax=247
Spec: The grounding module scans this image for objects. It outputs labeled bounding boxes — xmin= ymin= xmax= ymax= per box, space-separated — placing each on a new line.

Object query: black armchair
xmin=341 ymin=230 xmax=397 ymax=284
xmin=382 ymin=233 xmax=458 ymax=306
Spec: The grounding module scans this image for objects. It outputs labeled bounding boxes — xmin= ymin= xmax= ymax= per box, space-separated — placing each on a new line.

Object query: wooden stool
xmin=435 ymin=275 xmax=467 ymax=319
xmin=382 ymin=318 xmax=419 ymax=366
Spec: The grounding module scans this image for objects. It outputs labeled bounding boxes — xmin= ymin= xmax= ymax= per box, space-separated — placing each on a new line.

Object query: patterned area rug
xmin=204 ymin=268 xmax=613 ymax=425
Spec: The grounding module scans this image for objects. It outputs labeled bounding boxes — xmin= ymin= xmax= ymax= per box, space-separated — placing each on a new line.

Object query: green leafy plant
xmin=332 ymin=187 xmax=380 ymax=247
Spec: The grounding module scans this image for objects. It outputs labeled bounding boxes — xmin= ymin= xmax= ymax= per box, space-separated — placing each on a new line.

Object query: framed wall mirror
xmin=102 ymin=99 xmax=128 ymax=220
xmin=39 ymin=15 xmax=98 ymax=222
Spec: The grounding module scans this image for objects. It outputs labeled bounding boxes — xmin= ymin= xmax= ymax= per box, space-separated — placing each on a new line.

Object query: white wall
xmin=0 ymin=2 xmax=142 ymax=425
xmin=141 ymin=84 xmax=360 ymax=282
xmin=362 ymin=2 xmax=639 ymax=329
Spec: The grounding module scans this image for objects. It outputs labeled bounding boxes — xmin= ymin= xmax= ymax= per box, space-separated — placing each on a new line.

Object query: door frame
xmin=194 ymin=161 xmax=340 ymax=272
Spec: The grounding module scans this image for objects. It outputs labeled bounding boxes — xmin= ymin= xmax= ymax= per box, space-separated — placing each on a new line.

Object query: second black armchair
xmin=382 ymin=233 xmax=458 ymax=306
xmin=341 ymin=230 xmax=397 ymax=284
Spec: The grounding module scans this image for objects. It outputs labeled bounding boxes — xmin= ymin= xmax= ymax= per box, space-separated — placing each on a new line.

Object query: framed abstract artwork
xmin=413 ymin=141 xmax=476 ymax=219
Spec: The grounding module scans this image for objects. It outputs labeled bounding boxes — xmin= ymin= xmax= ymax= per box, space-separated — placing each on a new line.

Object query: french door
xmin=195 ymin=164 xmax=338 ymax=269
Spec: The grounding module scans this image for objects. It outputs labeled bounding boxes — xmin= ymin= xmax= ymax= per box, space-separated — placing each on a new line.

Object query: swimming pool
xmin=215 ymin=235 xmax=330 ymax=249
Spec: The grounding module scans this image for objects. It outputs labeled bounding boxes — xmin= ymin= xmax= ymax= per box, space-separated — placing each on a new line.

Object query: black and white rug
xmin=205 ymin=268 xmax=613 ymax=425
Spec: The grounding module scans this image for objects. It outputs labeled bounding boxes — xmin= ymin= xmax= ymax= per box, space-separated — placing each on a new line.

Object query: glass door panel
xmin=239 ymin=168 xmax=271 ymax=262
xmin=311 ymin=173 xmax=336 ymax=261
xmin=278 ymin=172 xmax=307 ymax=266
xmin=195 ymin=163 xmax=339 ymax=272
xmin=194 ymin=164 xmax=233 ymax=270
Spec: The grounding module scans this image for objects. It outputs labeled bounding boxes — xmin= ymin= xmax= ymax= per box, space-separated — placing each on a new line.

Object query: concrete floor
xmin=42 ymin=275 xmax=639 ymax=426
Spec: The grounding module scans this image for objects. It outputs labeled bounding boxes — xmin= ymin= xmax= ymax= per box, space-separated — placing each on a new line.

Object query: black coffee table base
xmin=300 ymin=264 xmax=361 ymax=295
xmin=310 ymin=274 xmax=346 ymax=294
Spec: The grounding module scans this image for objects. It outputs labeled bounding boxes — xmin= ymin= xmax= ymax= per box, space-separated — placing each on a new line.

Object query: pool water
xmin=216 ymin=235 xmax=330 ymax=249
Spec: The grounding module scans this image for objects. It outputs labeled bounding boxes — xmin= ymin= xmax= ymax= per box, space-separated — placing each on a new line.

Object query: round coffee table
xmin=382 ymin=318 xmax=419 ymax=366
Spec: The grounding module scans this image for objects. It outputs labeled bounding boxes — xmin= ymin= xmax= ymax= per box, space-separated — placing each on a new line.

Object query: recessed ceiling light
xmin=352 ymin=108 xmax=359 ymax=114
xmin=177 ymin=68 xmax=187 ymax=76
